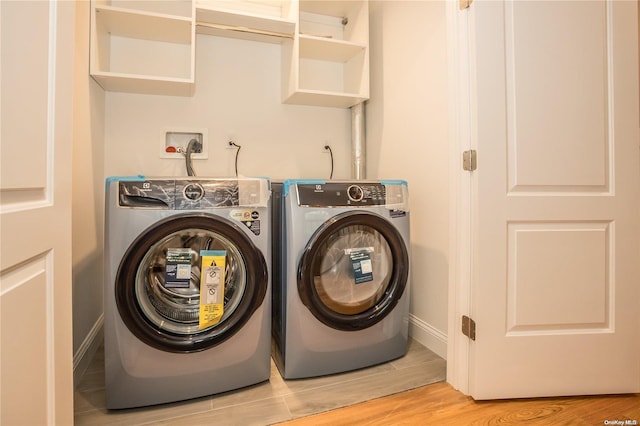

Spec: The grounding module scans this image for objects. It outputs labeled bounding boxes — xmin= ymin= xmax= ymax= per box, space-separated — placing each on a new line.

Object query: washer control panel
xmin=118 ymin=179 xmax=240 ymax=209
xmin=297 ymin=183 xmax=387 ymax=207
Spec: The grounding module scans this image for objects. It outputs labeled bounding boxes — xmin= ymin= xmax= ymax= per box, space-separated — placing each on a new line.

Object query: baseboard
xmin=73 ymin=314 xmax=104 ymax=389
xmin=408 ymin=314 xmax=448 ymax=360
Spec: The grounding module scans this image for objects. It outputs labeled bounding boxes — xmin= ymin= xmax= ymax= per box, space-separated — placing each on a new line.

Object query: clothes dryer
xmin=271 ymin=180 xmax=410 ymax=379
xmin=104 ymin=177 xmax=271 ymax=409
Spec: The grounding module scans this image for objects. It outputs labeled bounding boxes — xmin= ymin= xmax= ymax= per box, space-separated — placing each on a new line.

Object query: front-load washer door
xmin=115 ymin=213 xmax=268 ymax=353
xmin=297 ymin=211 xmax=409 ymax=331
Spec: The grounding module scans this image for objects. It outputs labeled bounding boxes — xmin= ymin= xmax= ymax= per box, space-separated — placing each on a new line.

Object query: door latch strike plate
xmin=462 ymin=315 xmax=476 ymax=340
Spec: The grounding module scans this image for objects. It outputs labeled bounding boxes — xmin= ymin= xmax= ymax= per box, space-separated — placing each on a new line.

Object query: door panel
xmin=0 ymin=1 xmax=48 ymax=191
xmin=467 ymin=0 xmax=639 ymax=399
xmin=506 ymin=1 xmax=609 ymax=192
xmin=506 ymin=222 xmax=609 ymax=332
xmin=1 ymin=255 xmax=49 ymax=426
xmin=0 ymin=1 xmax=74 ymax=424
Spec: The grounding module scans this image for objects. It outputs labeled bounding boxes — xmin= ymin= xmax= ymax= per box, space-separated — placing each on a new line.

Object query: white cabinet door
xmin=463 ymin=0 xmax=640 ymax=399
xmin=0 ymin=1 xmax=74 ymax=423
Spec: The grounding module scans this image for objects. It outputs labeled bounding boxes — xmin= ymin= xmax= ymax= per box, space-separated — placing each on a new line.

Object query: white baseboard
xmin=73 ymin=314 xmax=104 ymax=389
xmin=408 ymin=314 xmax=448 ymax=360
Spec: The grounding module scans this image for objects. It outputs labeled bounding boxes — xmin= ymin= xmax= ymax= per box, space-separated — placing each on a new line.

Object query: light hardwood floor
xmin=277 ymin=382 xmax=640 ymax=425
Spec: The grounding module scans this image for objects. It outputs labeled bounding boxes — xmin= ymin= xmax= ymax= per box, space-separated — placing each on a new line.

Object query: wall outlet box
xmin=161 ymin=128 xmax=208 ymax=159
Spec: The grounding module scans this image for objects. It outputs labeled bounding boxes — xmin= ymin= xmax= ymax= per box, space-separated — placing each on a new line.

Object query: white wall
xmin=368 ymin=1 xmax=450 ymax=357
xmin=72 ymin=0 xmax=106 ymax=385
xmin=104 ymin=35 xmax=352 ymax=179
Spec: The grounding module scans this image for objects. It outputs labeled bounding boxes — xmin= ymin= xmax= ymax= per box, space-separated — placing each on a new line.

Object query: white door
xmin=1 ymin=1 xmax=75 ymax=424
xmin=450 ymin=0 xmax=640 ymax=399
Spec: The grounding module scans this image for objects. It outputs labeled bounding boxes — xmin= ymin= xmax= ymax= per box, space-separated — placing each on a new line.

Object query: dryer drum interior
xmin=297 ymin=212 xmax=409 ymax=331
xmin=116 ymin=214 xmax=268 ymax=353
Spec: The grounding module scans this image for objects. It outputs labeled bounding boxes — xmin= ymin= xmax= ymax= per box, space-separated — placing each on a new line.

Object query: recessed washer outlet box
xmin=161 ymin=129 xmax=208 ymax=159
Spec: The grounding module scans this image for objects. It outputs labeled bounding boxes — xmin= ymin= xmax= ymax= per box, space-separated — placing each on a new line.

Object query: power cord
xmin=324 ymin=145 xmax=334 ymax=180
xmin=228 ymin=141 xmax=241 ymax=177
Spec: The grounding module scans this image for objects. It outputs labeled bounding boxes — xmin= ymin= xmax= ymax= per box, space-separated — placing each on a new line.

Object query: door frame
xmin=446 ymin=0 xmax=473 ymax=395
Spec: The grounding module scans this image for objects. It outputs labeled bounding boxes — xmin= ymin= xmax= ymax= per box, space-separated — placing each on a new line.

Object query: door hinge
xmin=459 ymin=0 xmax=473 ymax=10
xmin=461 ymin=315 xmax=476 ymax=340
xmin=462 ymin=150 xmax=477 ymax=171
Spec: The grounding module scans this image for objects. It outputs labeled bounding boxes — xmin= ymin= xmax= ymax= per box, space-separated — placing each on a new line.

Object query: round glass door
xmin=116 ymin=214 xmax=267 ymax=353
xmin=297 ymin=211 xmax=409 ymax=331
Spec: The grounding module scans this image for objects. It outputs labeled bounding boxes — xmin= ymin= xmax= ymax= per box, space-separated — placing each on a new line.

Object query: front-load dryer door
xmin=115 ymin=213 xmax=267 ymax=353
xmin=297 ymin=211 xmax=409 ymax=331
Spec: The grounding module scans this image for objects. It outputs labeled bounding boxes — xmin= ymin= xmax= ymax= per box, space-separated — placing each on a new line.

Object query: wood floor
xmin=277 ymin=382 xmax=640 ymax=425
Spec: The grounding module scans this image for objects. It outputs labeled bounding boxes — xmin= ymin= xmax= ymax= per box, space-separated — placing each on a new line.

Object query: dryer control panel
xmin=296 ymin=183 xmax=387 ymax=207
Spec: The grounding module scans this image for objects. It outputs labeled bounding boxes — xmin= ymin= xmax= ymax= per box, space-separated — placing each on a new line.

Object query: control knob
xmin=347 ymin=185 xmax=364 ymax=202
xmin=183 ymin=183 xmax=204 ymax=201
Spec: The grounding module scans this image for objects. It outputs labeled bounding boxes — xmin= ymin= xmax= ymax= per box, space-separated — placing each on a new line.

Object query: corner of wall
xmin=409 ymin=315 xmax=448 ymax=359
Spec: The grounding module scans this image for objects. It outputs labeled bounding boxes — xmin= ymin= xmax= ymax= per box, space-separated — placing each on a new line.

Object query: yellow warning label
xmin=199 ymin=250 xmax=226 ymax=330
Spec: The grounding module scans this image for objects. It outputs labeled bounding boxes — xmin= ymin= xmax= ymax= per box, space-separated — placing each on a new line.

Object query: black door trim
xmin=115 ymin=213 xmax=268 ymax=353
xmin=297 ymin=211 xmax=409 ymax=331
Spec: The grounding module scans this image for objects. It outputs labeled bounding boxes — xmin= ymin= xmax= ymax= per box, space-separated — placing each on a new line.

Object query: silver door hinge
xmin=462 ymin=315 xmax=476 ymax=340
xmin=459 ymin=0 xmax=473 ymax=10
xmin=462 ymin=150 xmax=477 ymax=171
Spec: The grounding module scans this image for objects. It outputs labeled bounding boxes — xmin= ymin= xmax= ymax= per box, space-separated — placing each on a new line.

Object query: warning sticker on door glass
xmin=349 ymin=249 xmax=374 ymax=284
xmin=199 ymin=250 xmax=226 ymax=329
xmin=164 ymin=248 xmax=193 ymax=288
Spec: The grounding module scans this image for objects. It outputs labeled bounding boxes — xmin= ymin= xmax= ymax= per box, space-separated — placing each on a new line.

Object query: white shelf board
xmin=196 ymin=24 xmax=291 ymax=43
xmin=109 ymin=0 xmax=193 ymax=18
xmin=299 ymin=35 xmax=365 ymax=62
xmin=298 ymin=1 xmax=364 ymax=18
xmin=91 ymin=72 xmax=195 ymax=97
xmin=283 ymin=89 xmax=368 ymax=108
xmin=196 ymin=5 xmax=295 ymax=38
xmin=95 ymin=6 xmax=192 ymax=44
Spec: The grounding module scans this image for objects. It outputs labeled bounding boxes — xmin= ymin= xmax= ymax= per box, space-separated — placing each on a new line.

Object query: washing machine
xmin=271 ymin=179 xmax=410 ymax=379
xmin=104 ymin=176 xmax=271 ymax=409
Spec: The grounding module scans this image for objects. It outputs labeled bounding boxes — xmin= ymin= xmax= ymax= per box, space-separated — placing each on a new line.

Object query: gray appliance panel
xmin=118 ymin=179 xmax=241 ymax=209
xmin=296 ymin=182 xmax=386 ymax=207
